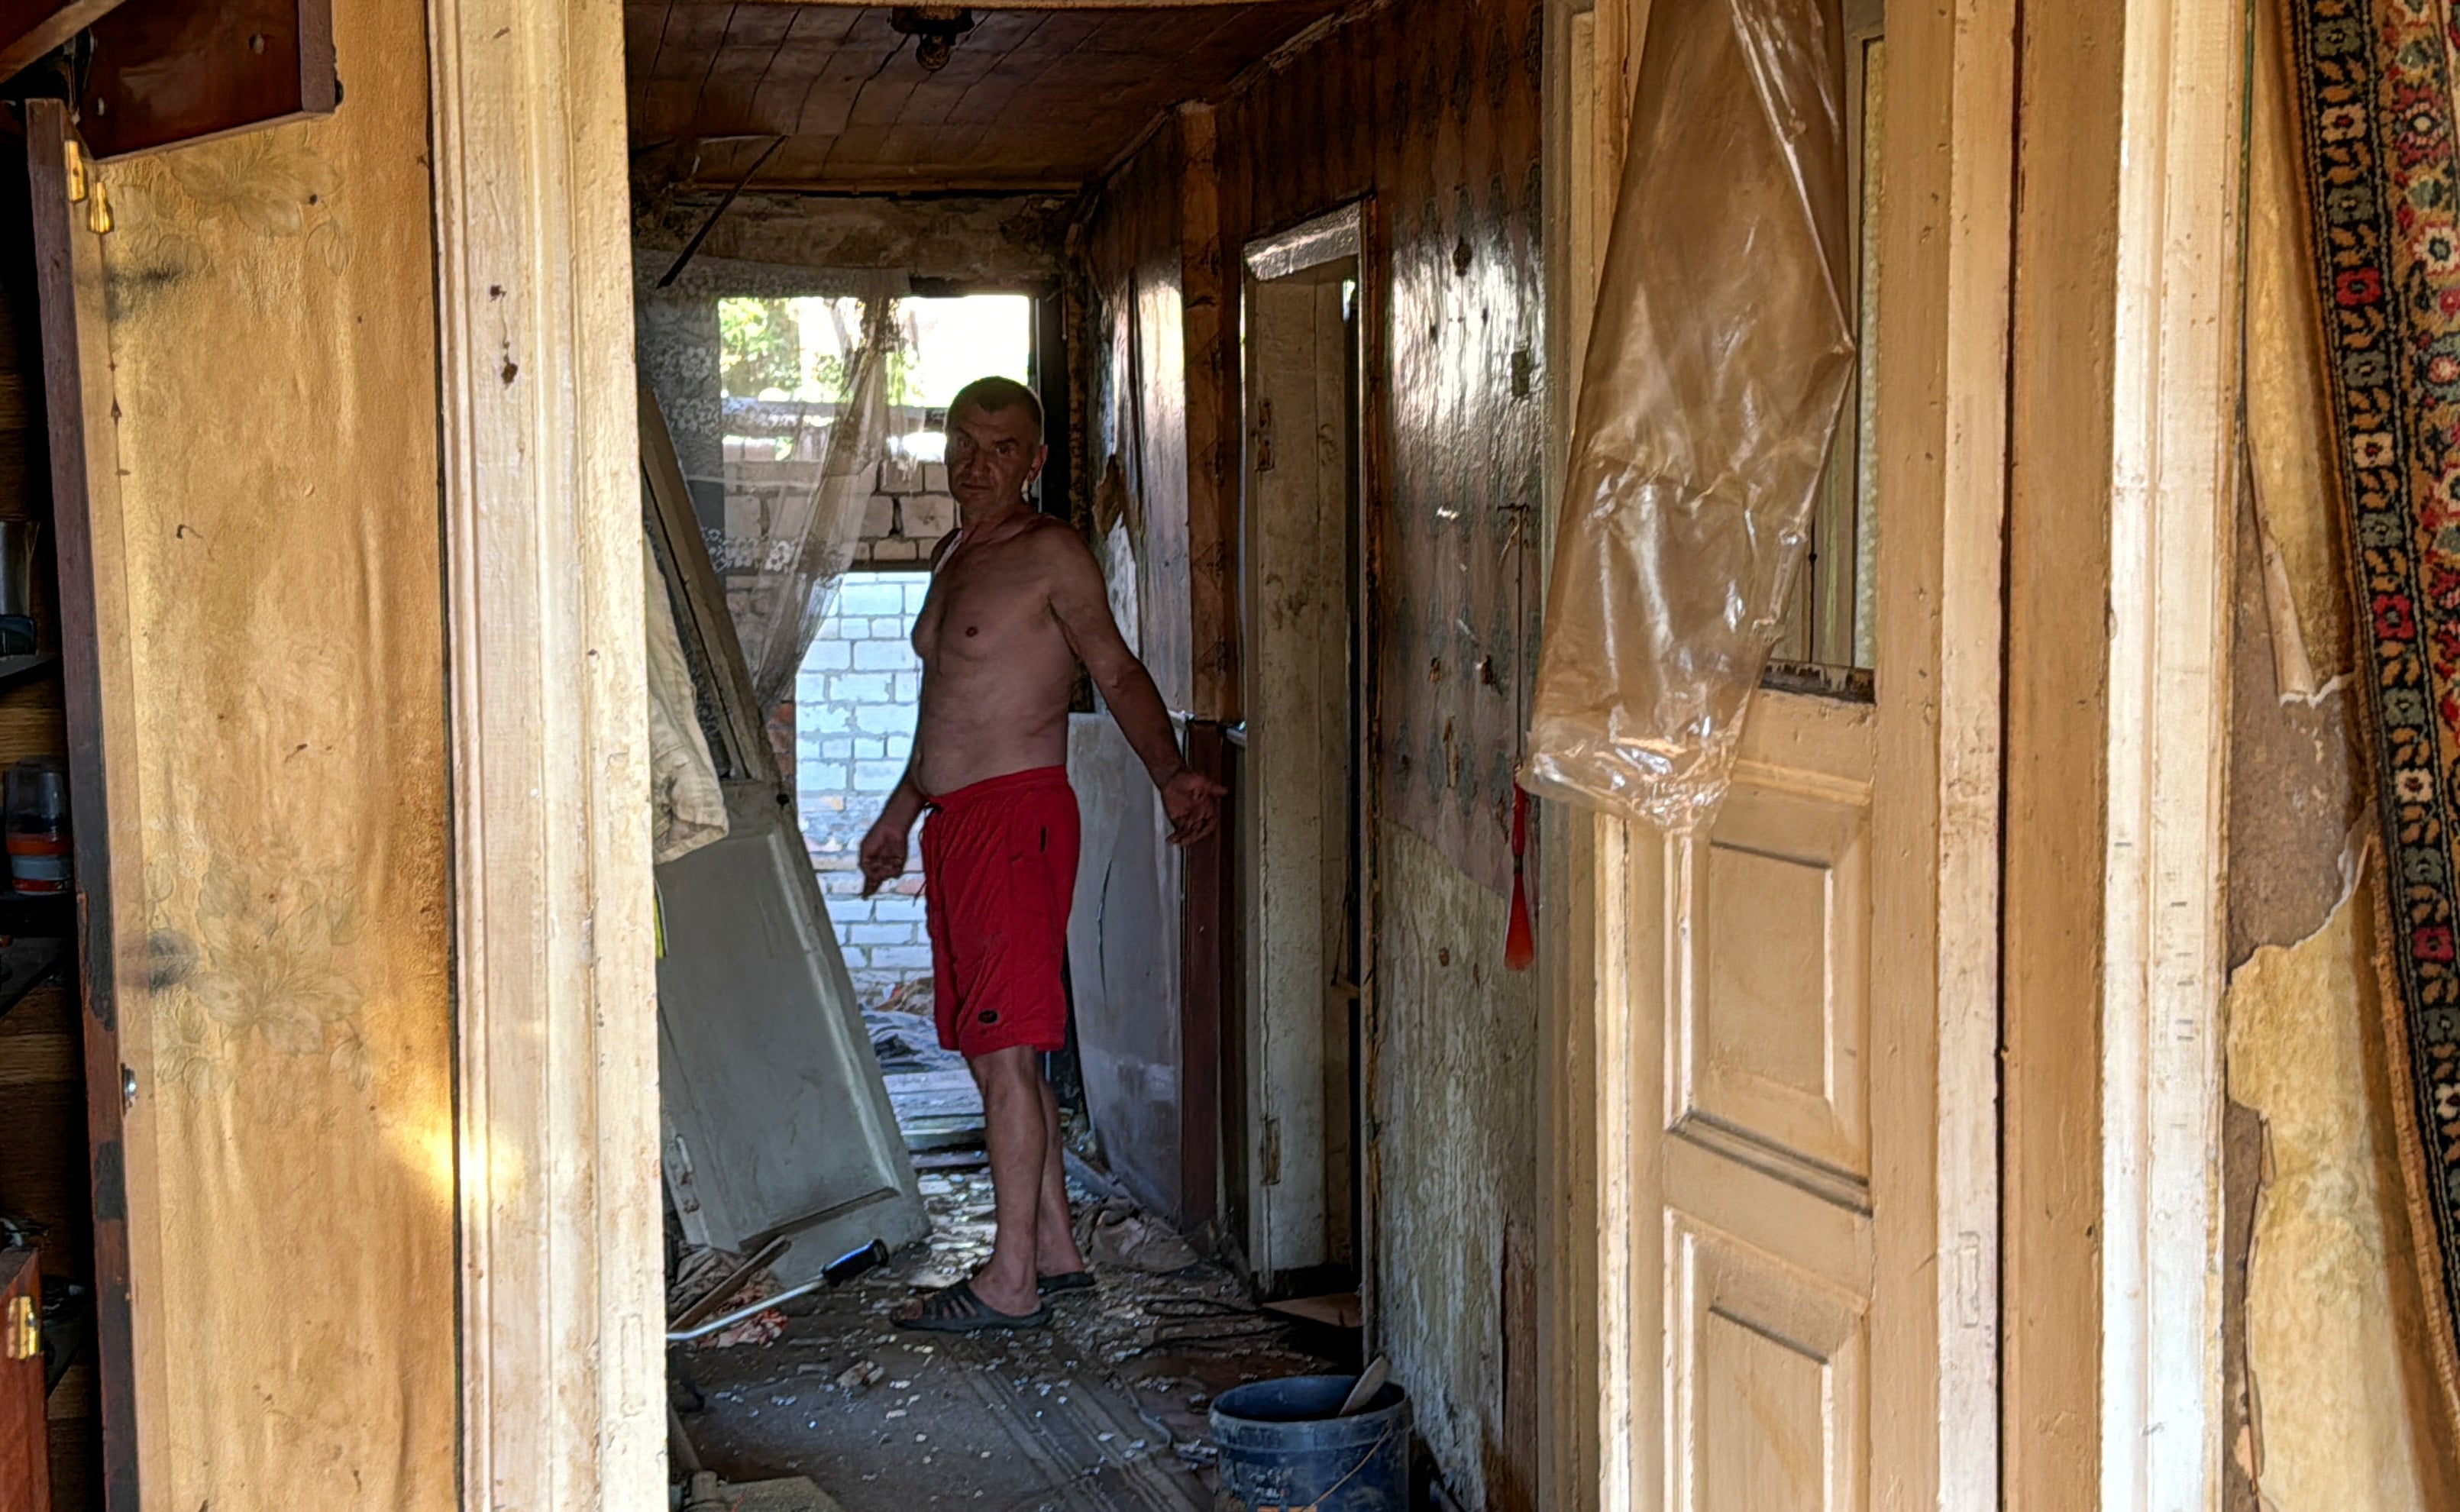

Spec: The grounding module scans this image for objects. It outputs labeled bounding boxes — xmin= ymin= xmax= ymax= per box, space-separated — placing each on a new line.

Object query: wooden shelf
xmin=0 ymin=653 xmax=56 ymax=688
xmin=0 ymin=890 xmax=70 ymax=937
xmin=0 ymin=890 xmax=72 ymax=1028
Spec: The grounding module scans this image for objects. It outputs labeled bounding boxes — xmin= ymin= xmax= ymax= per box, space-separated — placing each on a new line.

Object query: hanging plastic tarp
xmin=697 ymin=280 xmax=910 ymax=709
xmin=1524 ymin=0 xmax=1855 ymax=830
xmin=645 ymin=539 xmax=729 ymax=864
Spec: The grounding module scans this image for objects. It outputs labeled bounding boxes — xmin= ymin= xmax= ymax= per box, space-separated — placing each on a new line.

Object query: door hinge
xmin=63 ymin=139 xmax=85 ymax=203
xmin=121 ymin=1065 xmax=137 ymax=1110
xmin=1253 ymin=399 xmax=1275 ymax=473
xmin=1261 ymin=1117 xmax=1282 ymax=1187
xmin=4 ymin=1294 xmax=36 ymax=1360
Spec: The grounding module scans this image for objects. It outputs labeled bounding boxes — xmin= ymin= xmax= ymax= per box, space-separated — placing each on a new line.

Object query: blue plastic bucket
xmin=1209 ymin=1373 xmax=1410 ymax=1512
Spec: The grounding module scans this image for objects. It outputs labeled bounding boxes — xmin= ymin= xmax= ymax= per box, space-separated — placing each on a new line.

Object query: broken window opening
xmin=1767 ymin=5 xmax=1885 ymax=701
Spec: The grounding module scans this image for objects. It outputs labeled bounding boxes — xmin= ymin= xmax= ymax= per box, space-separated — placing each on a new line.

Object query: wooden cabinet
xmin=0 ymin=1249 xmax=46 ymax=1512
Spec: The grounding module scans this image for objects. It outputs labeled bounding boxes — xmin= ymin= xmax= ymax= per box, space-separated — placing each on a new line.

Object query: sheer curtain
xmin=696 ymin=282 xmax=912 ymax=707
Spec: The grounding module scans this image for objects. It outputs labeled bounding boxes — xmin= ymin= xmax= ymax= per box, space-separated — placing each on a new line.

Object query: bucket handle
xmin=1253 ymin=1418 xmax=1400 ymax=1511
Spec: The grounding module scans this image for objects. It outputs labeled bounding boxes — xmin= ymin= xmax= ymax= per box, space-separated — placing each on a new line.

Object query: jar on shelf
xmin=5 ymin=758 xmax=69 ymax=895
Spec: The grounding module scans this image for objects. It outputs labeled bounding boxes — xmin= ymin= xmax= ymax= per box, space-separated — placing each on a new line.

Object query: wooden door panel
xmin=1670 ymin=1217 xmax=1867 ymax=1512
xmin=1663 ymin=1138 xmax=1873 ymax=1292
xmin=1589 ymin=0 xmax=2009 ymax=1501
xmin=1661 ymin=569 xmax=1885 ymax=1507
xmin=1679 ymin=778 xmax=1873 ymax=1187
xmin=1239 ymin=240 xmax=1359 ymax=1286
xmin=27 ymin=99 xmax=144 ymax=1510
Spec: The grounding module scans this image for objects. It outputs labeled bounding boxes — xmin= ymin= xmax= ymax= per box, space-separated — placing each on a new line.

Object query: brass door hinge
xmin=3 ymin=1294 xmax=36 ymax=1360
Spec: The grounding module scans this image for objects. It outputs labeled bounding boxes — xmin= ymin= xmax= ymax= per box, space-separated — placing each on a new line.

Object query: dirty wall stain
xmin=92 ymin=0 xmax=454 ymax=1499
xmin=2227 ymin=852 xmax=2439 ymax=1510
xmin=1076 ymin=0 xmax=1550 ymax=1501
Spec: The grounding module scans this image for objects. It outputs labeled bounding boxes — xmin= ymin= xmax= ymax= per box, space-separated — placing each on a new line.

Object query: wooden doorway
xmin=1561 ymin=0 xmax=2012 ymax=1503
xmin=1230 ymin=205 xmax=1371 ymax=1302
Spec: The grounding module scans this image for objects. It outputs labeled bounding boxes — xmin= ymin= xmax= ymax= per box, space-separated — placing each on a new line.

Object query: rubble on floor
xmin=674 ymin=1472 xmax=846 ymax=1512
xmin=670 ymin=1170 xmax=1344 ymax=1511
xmin=866 ymin=988 xmax=987 ymax=1150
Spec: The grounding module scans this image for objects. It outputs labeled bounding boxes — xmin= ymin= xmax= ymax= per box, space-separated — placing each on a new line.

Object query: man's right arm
xmin=860 ymin=742 xmax=926 ymax=897
xmin=861 ymin=533 xmax=955 ymax=897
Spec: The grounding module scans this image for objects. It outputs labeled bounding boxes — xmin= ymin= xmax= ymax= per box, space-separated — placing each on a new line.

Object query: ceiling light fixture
xmin=889 ymin=7 xmax=976 ymax=72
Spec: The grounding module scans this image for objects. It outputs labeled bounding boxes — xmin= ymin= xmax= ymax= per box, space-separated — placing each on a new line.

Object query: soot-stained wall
xmin=1077 ymin=0 xmax=1547 ymax=1501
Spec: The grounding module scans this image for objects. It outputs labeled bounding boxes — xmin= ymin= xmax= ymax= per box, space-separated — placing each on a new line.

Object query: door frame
xmin=1233 ymin=202 xmax=1370 ymax=1298
xmin=1545 ymin=0 xmax=2246 ymax=1506
xmin=425 ymin=0 xmax=665 ymax=1503
xmin=1547 ymin=0 xmax=2017 ymax=1504
xmin=2090 ymin=0 xmax=2245 ymax=1502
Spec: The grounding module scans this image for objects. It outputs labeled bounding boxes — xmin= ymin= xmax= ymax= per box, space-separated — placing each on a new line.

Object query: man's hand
xmin=1160 ymin=767 xmax=1230 ymax=846
xmin=858 ymin=816 xmax=910 ymax=897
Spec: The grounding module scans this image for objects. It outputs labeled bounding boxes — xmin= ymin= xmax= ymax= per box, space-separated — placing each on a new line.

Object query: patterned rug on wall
xmin=2284 ymin=0 xmax=2460 ymax=1431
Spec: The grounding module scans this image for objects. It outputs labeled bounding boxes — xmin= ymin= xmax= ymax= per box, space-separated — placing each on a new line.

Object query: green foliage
xmin=719 ymin=298 xmax=802 ymax=399
xmin=719 ymin=296 xmax=922 ymax=405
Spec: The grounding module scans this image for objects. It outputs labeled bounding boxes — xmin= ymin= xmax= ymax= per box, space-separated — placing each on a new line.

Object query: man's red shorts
xmin=920 ymin=764 xmax=1081 ymax=1058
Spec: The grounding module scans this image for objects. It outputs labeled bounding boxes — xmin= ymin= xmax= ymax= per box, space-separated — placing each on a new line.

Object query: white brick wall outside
xmin=798 ymin=568 xmax=933 ymax=1004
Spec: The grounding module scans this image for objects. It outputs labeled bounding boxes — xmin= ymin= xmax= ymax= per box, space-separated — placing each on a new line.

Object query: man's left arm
xmin=1046 ymin=531 xmax=1226 ymax=844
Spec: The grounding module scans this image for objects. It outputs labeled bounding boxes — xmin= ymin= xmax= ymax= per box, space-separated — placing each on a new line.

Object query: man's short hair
xmin=948 ymin=375 xmax=1044 ymax=444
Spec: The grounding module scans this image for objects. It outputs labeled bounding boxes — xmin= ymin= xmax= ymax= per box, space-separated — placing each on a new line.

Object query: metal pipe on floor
xmin=664 ymin=1239 xmax=887 ymax=1342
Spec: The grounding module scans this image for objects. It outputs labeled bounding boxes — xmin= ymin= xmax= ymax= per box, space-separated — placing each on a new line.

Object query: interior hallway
xmin=669 ymin=1167 xmax=1344 ymax=1510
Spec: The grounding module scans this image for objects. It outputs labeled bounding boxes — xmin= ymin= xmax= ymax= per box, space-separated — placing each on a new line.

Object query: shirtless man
xmin=861 ymin=375 xmax=1222 ymax=1330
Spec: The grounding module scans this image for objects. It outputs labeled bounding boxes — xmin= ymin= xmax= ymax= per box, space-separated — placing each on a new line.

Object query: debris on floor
xmin=864 ymin=983 xmax=957 ymax=1073
xmin=670 ymin=1169 xmax=1344 ymax=1510
xmin=1076 ymin=1197 xmax=1199 ymax=1274
xmin=671 ymin=1241 xmax=790 ymax=1349
xmin=676 ymin=1472 xmax=847 ymax=1512
xmin=866 ymin=984 xmax=988 ymax=1150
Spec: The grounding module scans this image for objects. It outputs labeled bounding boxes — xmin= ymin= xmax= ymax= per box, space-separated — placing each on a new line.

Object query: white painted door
xmin=1577 ymin=0 xmax=2008 ymax=1505
xmin=641 ymin=390 xmax=929 ymax=1277
xmin=1238 ymin=216 xmax=1363 ymax=1289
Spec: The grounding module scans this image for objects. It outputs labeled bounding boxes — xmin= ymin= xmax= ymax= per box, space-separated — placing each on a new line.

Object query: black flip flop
xmin=1037 ymin=1271 xmax=1097 ymax=1298
xmin=894 ymin=1280 xmax=1051 ymax=1333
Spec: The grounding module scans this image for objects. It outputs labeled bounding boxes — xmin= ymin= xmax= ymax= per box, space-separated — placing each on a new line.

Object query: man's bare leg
xmin=1036 ymin=1077 xmax=1087 ymax=1278
xmin=953 ymin=1045 xmax=1046 ymax=1317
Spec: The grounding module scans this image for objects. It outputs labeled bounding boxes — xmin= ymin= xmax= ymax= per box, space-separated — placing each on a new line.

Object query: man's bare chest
xmin=914 ymin=544 xmax=1059 ymax=662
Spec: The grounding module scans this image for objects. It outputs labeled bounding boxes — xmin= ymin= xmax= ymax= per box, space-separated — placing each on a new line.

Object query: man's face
xmin=946 ymin=401 xmax=1046 ymax=512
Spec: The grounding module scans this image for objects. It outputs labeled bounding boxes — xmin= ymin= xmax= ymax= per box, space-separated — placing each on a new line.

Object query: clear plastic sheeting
xmin=698 ymin=282 xmax=908 ymax=708
xmin=645 ymin=540 xmax=729 ymax=864
xmin=1524 ymin=0 xmax=1855 ymax=830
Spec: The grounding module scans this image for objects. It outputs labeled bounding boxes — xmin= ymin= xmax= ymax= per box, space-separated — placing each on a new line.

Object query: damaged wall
xmin=2220 ymin=5 xmax=2458 ymax=1488
xmin=1076 ymin=0 xmax=1546 ymax=1501
xmin=2221 ymin=474 xmax=2457 ymax=1507
xmin=636 ymin=188 xmax=1071 ymax=290
xmin=88 ymin=0 xmax=457 ymax=1497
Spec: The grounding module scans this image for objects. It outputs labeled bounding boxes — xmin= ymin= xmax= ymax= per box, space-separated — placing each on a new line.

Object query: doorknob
xmin=3 ymin=1294 xmax=36 ymax=1360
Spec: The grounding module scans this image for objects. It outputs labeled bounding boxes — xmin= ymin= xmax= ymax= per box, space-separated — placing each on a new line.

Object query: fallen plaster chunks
xmin=2225 ymin=855 xmax=2433 ymax=1510
xmin=835 ymin=1359 xmax=884 ymax=1391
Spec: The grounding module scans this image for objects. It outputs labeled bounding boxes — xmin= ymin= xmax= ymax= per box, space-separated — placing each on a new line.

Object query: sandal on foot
xmin=894 ymin=1280 xmax=1050 ymax=1333
xmin=1037 ymin=1271 xmax=1097 ymax=1298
